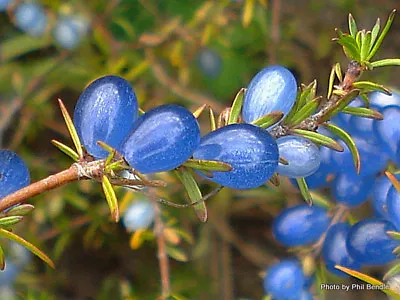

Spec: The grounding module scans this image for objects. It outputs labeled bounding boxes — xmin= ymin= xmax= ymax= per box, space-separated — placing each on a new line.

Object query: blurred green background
xmin=0 ymin=0 xmax=399 ymax=299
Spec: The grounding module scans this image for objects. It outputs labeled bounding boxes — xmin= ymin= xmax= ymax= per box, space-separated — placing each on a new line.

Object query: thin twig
xmin=269 ymin=0 xmax=281 ymax=63
xmin=145 ymin=49 xmax=225 ymax=111
xmin=311 ymin=203 xmax=349 ymax=256
xmin=209 ymin=211 xmax=273 ymax=267
xmin=0 ymin=52 xmax=70 ymax=147
xmin=0 ymin=164 xmax=83 ymax=212
xmin=154 ymin=203 xmax=171 ymax=299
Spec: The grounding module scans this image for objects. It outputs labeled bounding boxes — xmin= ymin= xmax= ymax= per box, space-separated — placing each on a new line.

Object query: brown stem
xmin=209 ymin=212 xmax=272 ymax=267
xmin=269 ymin=0 xmax=281 ymax=63
xmin=145 ymin=49 xmax=224 ymax=111
xmin=311 ymin=204 xmax=349 ymax=256
xmin=0 ymin=165 xmax=82 ymax=212
xmin=154 ymin=203 xmax=171 ymax=299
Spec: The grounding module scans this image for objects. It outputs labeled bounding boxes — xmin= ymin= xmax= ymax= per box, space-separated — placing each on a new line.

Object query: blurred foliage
xmin=0 ymin=0 xmax=399 ymax=299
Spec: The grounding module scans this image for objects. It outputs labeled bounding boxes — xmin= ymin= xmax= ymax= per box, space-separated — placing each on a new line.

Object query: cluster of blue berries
xmin=263 ymin=90 xmax=400 ymax=298
xmin=0 ymin=1 xmax=89 ymax=50
xmin=73 ymin=66 xmax=303 ymax=190
xmin=1 ymin=58 xmax=399 ymax=298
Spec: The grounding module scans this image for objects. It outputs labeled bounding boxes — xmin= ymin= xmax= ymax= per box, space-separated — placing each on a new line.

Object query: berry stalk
xmin=154 ymin=203 xmax=171 ymax=299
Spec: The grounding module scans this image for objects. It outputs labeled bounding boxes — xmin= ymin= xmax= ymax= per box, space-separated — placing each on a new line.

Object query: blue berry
xmin=69 ymin=15 xmax=90 ymax=37
xmin=0 ymin=150 xmax=30 ymax=200
xmin=122 ymin=104 xmax=200 ymax=174
xmin=122 ymin=200 xmax=155 ymax=232
xmin=197 ymin=48 xmax=222 ymax=78
xmin=373 ymin=105 xmax=400 ymax=158
xmin=192 ymin=123 xmax=278 ymax=189
xmin=347 ymin=106 xmax=379 ymax=139
xmin=14 ymin=3 xmax=47 ymax=36
xmin=331 ymin=137 xmax=388 ymax=177
xmin=272 ymin=205 xmax=330 ymax=247
xmin=371 ymin=174 xmax=400 ymax=219
xmin=0 ymin=262 xmax=18 ymax=286
xmin=53 ymin=17 xmax=80 ymax=50
xmin=242 ymin=66 xmax=297 ymax=125
xmin=263 ymin=260 xmax=305 ymax=300
xmin=0 ymin=0 xmax=12 ymax=12
xmin=387 ymin=185 xmax=400 ymax=230
xmin=73 ymin=75 xmax=138 ymax=159
xmin=333 ymin=172 xmax=374 ymax=207
xmin=346 ymin=218 xmax=400 ymax=265
xmin=329 ymin=97 xmax=363 ymax=129
xmin=322 ymin=223 xmax=361 ymax=277
xmin=304 ymin=146 xmax=335 ymax=189
xmin=369 ymin=91 xmax=400 ymax=109
xmin=276 ymin=136 xmax=320 ymax=178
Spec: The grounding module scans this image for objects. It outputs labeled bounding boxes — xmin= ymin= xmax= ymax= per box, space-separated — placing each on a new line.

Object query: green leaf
xmin=5 ymin=204 xmax=34 ymax=216
xmin=53 ymin=233 xmax=71 ymax=260
xmin=0 ymin=246 xmax=4 ymax=270
xmin=327 ymin=66 xmax=336 ymax=99
xmin=0 ymin=228 xmax=55 ymax=269
xmin=58 ymin=99 xmax=83 ymax=158
xmin=335 ymin=265 xmax=400 ymax=298
xmin=175 ymin=168 xmax=207 ymax=222
xmin=370 ymin=18 xmax=381 ymax=50
xmin=356 ymin=30 xmax=362 ymax=48
xmin=309 ymin=191 xmax=333 ymax=209
xmin=51 ymin=140 xmax=79 ymax=161
xmin=322 ymin=89 xmax=360 ymax=122
xmin=387 ymin=231 xmax=400 ymax=240
xmin=348 ymin=13 xmax=358 ymax=38
xmin=252 ymin=111 xmax=284 ymax=129
xmin=183 ymin=159 xmax=232 ymax=172
xmin=0 ymin=216 xmax=23 ymax=227
xmin=334 ymin=63 xmax=343 ymax=82
xmin=384 ymin=262 xmax=400 ymax=281
xmin=295 ymin=178 xmax=312 ymax=205
xmin=353 ymin=81 xmax=391 ymax=95
xmin=341 ymin=107 xmax=383 ymax=120
xmin=315 ymin=262 xmax=327 ymax=300
xmin=209 ymin=107 xmax=216 ymax=131
xmin=169 ymin=293 xmax=190 ymax=300
xmin=360 ymin=31 xmax=372 ymax=62
xmin=166 ymin=246 xmax=188 ymax=262
xmin=367 ymin=9 xmax=396 ymax=61
xmin=101 ymin=175 xmax=120 ymax=223
xmin=322 ymin=123 xmax=361 ymax=174
xmin=286 ymin=81 xmax=317 ymax=120
xmin=97 ymin=141 xmax=115 ymax=154
xmin=289 ymin=129 xmax=344 ymax=152
xmin=286 ymin=97 xmax=322 ymax=125
xmin=335 ymin=30 xmax=360 ymax=61
xmin=112 ymin=17 xmax=136 ymax=40
xmin=359 ymin=94 xmax=370 ymax=107
xmin=371 ymin=59 xmax=400 ymax=68
xmin=228 ymin=88 xmax=245 ymax=124
xmin=386 ymin=172 xmax=400 ymax=193
xmin=192 ymin=104 xmax=208 ymax=118
xmin=0 ymin=35 xmax=52 ymax=62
